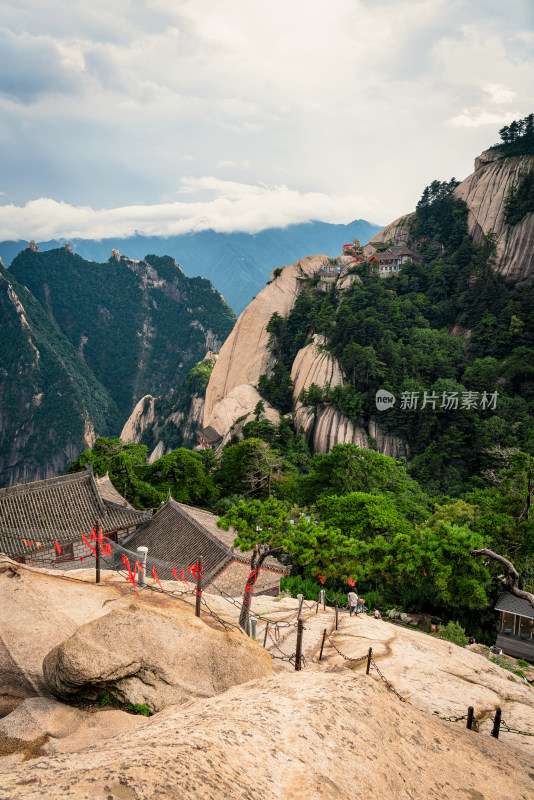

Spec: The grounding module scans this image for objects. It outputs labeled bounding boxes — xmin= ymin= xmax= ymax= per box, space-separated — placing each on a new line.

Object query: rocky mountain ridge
xmin=0 ymin=247 xmax=234 ymax=485
xmin=201 ymin=148 xmax=534 ymax=459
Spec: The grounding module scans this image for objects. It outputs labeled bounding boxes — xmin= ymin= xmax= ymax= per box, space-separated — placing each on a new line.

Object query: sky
xmin=0 ymin=0 xmax=533 ymax=240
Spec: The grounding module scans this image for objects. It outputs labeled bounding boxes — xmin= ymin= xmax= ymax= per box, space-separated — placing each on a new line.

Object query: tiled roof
xmin=123 ymin=498 xmax=289 ymax=584
xmin=198 ymin=426 xmax=222 ymax=443
xmin=495 ymin=591 xmax=534 ymax=620
xmin=0 ymin=467 xmax=151 ymax=557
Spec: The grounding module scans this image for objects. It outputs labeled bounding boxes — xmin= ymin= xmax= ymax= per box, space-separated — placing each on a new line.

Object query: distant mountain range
xmin=0 ymin=219 xmax=382 ymax=314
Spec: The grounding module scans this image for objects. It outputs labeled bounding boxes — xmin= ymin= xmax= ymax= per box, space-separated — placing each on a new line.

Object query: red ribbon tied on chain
xmin=187 ymin=561 xmax=203 ymax=581
xmin=54 ymin=541 xmax=62 ymax=555
xmin=243 ymin=568 xmax=259 ymax=604
xmin=151 ymin=567 xmax=165 ymax=593
xmin=121 ymin=554 xmax=139 ymax=597
xmin=318 ymin=574 xmax=326 ymax=585
xmin=82 ymin=533 xmax=97 ymax=556
xmin=348 ymin=578 xmax=355 ymax=587
xmin=172 ymin=567 xmax=188 ymax=584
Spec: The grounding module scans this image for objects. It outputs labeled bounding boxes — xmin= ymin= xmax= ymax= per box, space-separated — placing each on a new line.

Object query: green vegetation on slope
xmin=9 ymin=248 xmax=235 ymax=418
xmin=0 ymin=265 xmax=120 ymax=483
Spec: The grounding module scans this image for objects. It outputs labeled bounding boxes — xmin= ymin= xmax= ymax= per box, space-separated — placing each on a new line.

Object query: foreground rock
xmin=43 ymin=601 xmax=272 ymax=712
xmin=0 ymin=697 xmax=147 ymax=762
xmin=1 ymin=671 xmax=532 ymax=800
xmin=323 ymin=612 xmax=534 ymax=754
xmin=0 ymin=558 xmax=127 ymax=714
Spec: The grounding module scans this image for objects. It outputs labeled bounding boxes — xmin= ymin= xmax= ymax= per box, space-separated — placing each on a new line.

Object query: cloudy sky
xmin=0 ymin=0 xmax=533 ymax=239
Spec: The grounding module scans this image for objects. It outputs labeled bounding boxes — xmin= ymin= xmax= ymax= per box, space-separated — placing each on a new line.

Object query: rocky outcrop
xmin=295 ymin=405 xmax=369 ymax=453
xmin=203 ymin=255 xmax=327 ymax=426
xmin=43 ymin=601 xmax=272 ymax=713
xmin=367 ymin=150 xmax=534 ymax=283
xmin=0 ymin=697 xmax=147 ymax=758
xmin=453 ymin=150 xmax=534 ymax=282
xmin=120 ymin=395 xmax=156 ymax=442
xmin=364 ymin=213 xmax=416 ymax=257
xmin=2 ymin=669 xmax=532 ymax=799
xmin=291 ymin=335 xmax=343 ymax=407
xmin=208 ymin=384 xmax=280 ymax=446
xmin=368 ymin=418 xmax=410 ymax=459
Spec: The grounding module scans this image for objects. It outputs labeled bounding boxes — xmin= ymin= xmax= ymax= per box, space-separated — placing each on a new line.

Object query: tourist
xmin=374 ymin=608 xmax=382 ymax=620
xmin=348 ymin=589 xmax=359 ymax=616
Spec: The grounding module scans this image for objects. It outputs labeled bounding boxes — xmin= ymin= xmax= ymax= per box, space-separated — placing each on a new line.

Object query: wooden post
xmin=195 ymin=556 xmax=203 ymax=618
xmin=316 ymin=592 xmax=319 ymax=614
xmin=295 ymin=618 xmax=303 ymax=671
xmin=319 ymin=628 xmax=327 ymax=661
xmin=335 ymin=598 xmax=339 ymax=631
xmin=263 ymin=623 xmax=269 ymax=648
xmin=491 ymin=707 xmax=501 ymax=739
xmin=466 ymin=706 xmax=474 ymax=730
xmin=95 ymin=535 xmax=101 ymax=584
xmin=322 ymin=589 xmax=326 ymax=611
xmin=366 ymin=647 xmax=372 ymax=675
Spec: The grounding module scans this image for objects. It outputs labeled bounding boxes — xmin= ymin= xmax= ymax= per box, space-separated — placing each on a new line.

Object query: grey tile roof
xmin=198 ymin=426 xmax=222 ymax=443
xmin=123 ymin=498 xmax=289 ymax=584
xmin=0 ymin=467 xmax=151 ymax=557
xmin=495 ymin=591 xmax=534 ymax=620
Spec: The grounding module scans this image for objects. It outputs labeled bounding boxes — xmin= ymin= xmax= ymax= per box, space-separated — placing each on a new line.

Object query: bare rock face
xmin=204 ymin=255 xmax=327 ymax=426
xmin=120 ymin=395 xmax=156 ymax=443
xmin=367 ymin=150 xmax=534 ymax=283
xmin=454 ymin=151 xmax=534 ymax=282
xmin=206 ymin=384 xmax=280 ymax=446
xmin=0 ymin=696 xmax=147 ymax=761
xmin=364 ymin=213 xmax=416 ymax=257
xmin=291 ymin=335 xmax=344 ymax=407
xmin=368 ymin=418 xmax=410 ymax=459
xmin=2 ymin=671 xmax=532 ymax=800
xmin=0 ymin=558 xmax=125 ymax=713
xmin=43 ymin=601 xmax=273 ymax=712
xmin=295 ymin=404 xmax=369 ymax=453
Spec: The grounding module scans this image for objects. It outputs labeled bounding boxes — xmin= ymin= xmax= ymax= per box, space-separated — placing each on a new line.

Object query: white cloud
xmin=0 ymin=1 xmax=532 ymax=224
xmin=485 ymin=83 xmax=515 ymax=104
xmin=0 ymin=178 xmax=386 ymax=240
xmin=447 ymin=109 xmax=523 ymax=128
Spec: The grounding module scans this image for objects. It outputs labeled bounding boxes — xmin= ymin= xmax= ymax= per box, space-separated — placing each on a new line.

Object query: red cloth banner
xmin=172 ymin=567 xmax=188 ymax=584
xmin=151 ymin=567 xmax=165 ymax=593
xmin=55 ymin=541 xmax=62 ymax=555
xmin=187 ymin=561 xmax=203 ymax=580
xmin=81 ymin=533 xmax=97 ymax=556
xmin=318 ymin=574 xmax=325 ymax=585
xmin=348 ymin=578 xmax=355 ymax=587
xmin=122 ymin=554 xmax=139 ymax=597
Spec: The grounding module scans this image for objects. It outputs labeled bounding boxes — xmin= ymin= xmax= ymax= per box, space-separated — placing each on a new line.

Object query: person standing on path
xmin=348 ymin=590 xmax=359 ymax=617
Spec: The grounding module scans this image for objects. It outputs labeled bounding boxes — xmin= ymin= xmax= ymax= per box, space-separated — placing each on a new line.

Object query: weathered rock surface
xmin=0 ymin=558 xmax=126 ymax=712
xmin=43 ymin=600 xmax=272 ymax=712
xmin=204 ymin=255 xmax=327 ymax=426
xmin=366 ymin=150 xmax=534 ymax=283
xmin=295 ymin=404 xmax=369 ymax=453
xmin=120 ymin=395 xmax=156 ymax=442
xmin=1 ymin=670 xmax=532 ymax=800
xmin=206 ymin=383 xmax=280 ymax=446
xmin=0 ymin=697 xmax=146 ymax=760
xmin=454 ymin=150 xmax=534 ymax=282
xmin=323 ymin=613 xmax=534 ymax=754
xmin=291 ymin=335 xmax=344 ymax=407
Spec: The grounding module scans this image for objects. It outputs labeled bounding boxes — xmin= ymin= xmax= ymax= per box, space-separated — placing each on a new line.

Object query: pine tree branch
xmin=470 ymin=548 xmax=534 ymax=607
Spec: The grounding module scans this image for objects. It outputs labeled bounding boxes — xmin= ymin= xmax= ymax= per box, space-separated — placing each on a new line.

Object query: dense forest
xmin=9 ymin=249 xmax=235 ymax=418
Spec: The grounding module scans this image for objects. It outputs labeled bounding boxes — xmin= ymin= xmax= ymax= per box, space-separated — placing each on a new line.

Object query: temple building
xmin=494 ymin=592 xmax=534 ymax=661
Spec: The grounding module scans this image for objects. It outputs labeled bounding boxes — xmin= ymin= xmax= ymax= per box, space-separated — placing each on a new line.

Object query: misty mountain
xmin=0 ymin=219 xmax=381 ymax=314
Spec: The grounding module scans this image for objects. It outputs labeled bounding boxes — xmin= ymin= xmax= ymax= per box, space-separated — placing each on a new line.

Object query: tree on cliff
xmin=217 ymin=497 xmax=358 ymax=630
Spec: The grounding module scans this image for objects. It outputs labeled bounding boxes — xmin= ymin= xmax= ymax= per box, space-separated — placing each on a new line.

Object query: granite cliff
xmin=367 ymin=148 xmax=534 ymax=282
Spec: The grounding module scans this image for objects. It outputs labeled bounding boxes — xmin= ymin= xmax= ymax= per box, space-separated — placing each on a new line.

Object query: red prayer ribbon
xmin=172 ymin=567 xmax=188 ymax=584
xmin=318 ymin=574 xmax=326 ymax=585
xmin=54 ymin=541 xmax=62 ymax=555
xmin=82 ymin=533 xmax=97 ymax=555
xmin=348 ymin=578 xmax=355 ymax=587
xmin=151 ymin=566 xmax=165 ymax=593
xmin=122 ymin=554 xmax=139 ymax=597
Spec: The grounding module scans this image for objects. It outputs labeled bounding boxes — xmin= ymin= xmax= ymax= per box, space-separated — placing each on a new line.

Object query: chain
xmin=433 ymin=711 xmax=468 ymax=723
xmin=324 ymin=634 xmax=368 ymax=664
xmin=371 ymin=658 xmax=407 ymax=703
xmin=267 ymin=629 xmax=297 ymax=664
xmin=498 ymin=719 xmax=534 ymax=737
